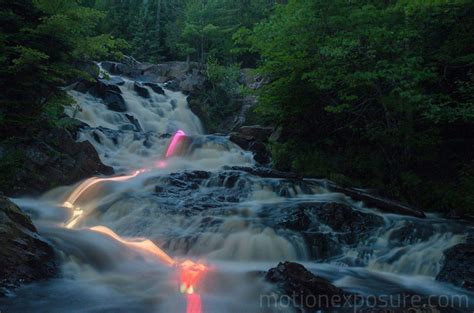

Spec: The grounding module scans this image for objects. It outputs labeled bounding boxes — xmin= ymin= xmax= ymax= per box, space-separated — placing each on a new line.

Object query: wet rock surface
xmin=103 ymin=90 xmax=127 ymax=112
xmin=265 ymin=262 xmax=349 ymax=312
xmin=143 ymin=82 xmax=165 ymax=95
xmin=437 ymin=236 xmax=474 ymax=291
xmin=0 ymin=197 xmax=57 ymax=296
xmin=1 ymin=123 xmax=113 ymax=196
xmin=134 ymin=82 xmax=151 ymax=98
xmin=229 ymin=125 xmax=274 ymax=164
xmin=260 ymin=201 xmax=384 ymax=260
xmin=265 ymin=262 xmax=454 ymax=313
xmin=92 ymin=166 xmax=392 ymax=264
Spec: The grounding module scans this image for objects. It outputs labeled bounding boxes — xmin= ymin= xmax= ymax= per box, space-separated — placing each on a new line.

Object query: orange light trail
xmin=63 ymin=170 xmax=144 ymax=228
xmin=63 ymin=170 xmax=143 ymax=209
xmin=89 ymin=225 xmax=176 ymax=266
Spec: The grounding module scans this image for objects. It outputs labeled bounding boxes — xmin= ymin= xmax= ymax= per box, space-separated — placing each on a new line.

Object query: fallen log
xmin=321 ymin=180 xmax=426 ymax=218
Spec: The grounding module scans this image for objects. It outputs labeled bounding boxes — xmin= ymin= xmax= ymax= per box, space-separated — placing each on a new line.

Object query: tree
xmin=0 ymin=0 xmax=126 ymax=133
xmin=250 ymin=0 xmax=474 ymax=212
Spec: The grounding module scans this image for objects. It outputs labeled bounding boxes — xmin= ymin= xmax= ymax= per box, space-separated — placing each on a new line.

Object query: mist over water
xmin=2 ymin=66 xmax=473 ymax=312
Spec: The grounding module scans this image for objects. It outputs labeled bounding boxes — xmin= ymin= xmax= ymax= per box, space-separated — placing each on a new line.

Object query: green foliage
xmin=207 ymin=58 xmax=241 ymax=97
xmin=0 ymin=0 xmax=125 ymax=134
xmin=251 ymin=0 xmax=474 ymax=213
xmin=91 ymin=0 xmax=276 ymax=64
xmin=189 ymin=58 xmax=243 ymax=132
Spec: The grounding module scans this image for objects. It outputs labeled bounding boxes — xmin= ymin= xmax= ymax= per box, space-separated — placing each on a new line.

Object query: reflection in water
xmin=186 ymin=294 xmax=203 ymax=313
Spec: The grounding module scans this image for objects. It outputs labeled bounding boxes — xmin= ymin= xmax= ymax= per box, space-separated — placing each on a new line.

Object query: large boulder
xmin=238 ymin=125 xmax=274 ymax=142
xmin=229 ymin=125 xmax=274 ymax=164
xmin=1 ymin=123 xmax=113 ymax=196
xmin=103 ymin=90 xmax=127 ymax=112
xmin=436 ymin=236 xmax=474 ymax=291
xmin=0 ymin=197 xmax=57 ymax=295
xmin=265 ymin=262 xmax=348 ymax=312
xmin=144 ymin=82 xmax=165 ymax=95
xmin=134 ymin=82 xmax=151 ymax=98
xmin=73 ymin=76 xmax=125 ymax=98
xmin=93 ymin=78 xmax=124 ymax=96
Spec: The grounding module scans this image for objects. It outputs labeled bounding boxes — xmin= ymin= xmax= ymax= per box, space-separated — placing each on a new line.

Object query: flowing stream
xmin=1 ymin=66 xmax=473 ymax=312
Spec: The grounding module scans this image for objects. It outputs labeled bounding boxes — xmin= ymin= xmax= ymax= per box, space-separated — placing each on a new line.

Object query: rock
xmin=100 ymin=76 xmax=125 ymax=87
xmin=229 ymin=125 xmax=274 ymax=164
xmin=101 ymin=61 xmax=129 ymax=76
xmin=164 ymin=80 xmax=180 ymax=91
xmin=73 ymin=80 xmax=95 ymax=93
xmin=100 ymin=60 xmax=148 ymax=77
xmin=93 ymin=78 xmax=123 ymax=97
xmin=178 ymin=73 xmax=206 ymax=93
xmin=100 ymin=61 xmax=121 ymax=74
xmin=259 ymin=201 xmax=382 ymax=259
xmin=134 ymin=82 xmax=151 ymax=98
xmin=302 ymin=232 xmax=343 ymax=260
xmin=278 ymin=206 xmax=310 ymax=231
xmin=125 ymin=114 xmax=142 ymax=132
xmin=80 ymin=61 xmax=100 ymax=79
xmin=103 ymin=90 xmax=127 ymax=112
xmin=238 ymin=125 xmax=274 ymax=142
xmin=0 ymin=197 xmax=57 ymax=295
xmin=74 ymin=76 xmax=124 ymax=98
xmin=218 ymin=171 xmax=241 ymax=188
xmin=144 ymin=82 xmax=165 ymax=95
xmin=1 ymin=123 xmax=114 ymax=196
xmin=184 ymin=170 xmax=211 ymax=180
xmin=388 ymin=221 xmax=435 ymax=244
xmin=436 ymin=236 xmax=474 ymax=291
xmin=265 ymin=262 xmax=348 ymax=312
xmin=309 ymin=202 xmax=384 ymax=245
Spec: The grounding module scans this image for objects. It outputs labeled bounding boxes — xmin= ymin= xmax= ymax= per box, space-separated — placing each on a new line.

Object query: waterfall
xmin=2 ymin=64 xmax=473 ymax=313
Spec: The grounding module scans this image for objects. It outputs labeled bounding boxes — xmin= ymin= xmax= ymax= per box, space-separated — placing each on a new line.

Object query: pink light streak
xmin=165 ymin=130 xmax=186 ymax=158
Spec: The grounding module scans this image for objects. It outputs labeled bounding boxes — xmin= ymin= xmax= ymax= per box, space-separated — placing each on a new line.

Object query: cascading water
xmin=2 ymin=64 xmax=473 ymax=312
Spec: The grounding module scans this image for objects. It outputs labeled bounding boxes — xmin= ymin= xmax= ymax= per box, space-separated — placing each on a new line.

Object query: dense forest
xmin=1 ymin=0 xmax=473 ymax=214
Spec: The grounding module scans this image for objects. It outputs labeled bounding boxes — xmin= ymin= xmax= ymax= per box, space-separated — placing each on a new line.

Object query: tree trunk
xmin=200 ymin=37 xmax=205 ymax=64
xmin=156 ymin=0 xmax=162 ymax=36
xmin=186 ymin=54 xmax=191 ymax=71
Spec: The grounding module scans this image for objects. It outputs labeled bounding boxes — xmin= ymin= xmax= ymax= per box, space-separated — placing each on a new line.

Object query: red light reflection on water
xmin=179 ymin=259 xmax=207 ymax=294
xmin=186 ymin=294 xmax=203 ymax=313
xmin=179 ymin=260 xmax=206 ymax=313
